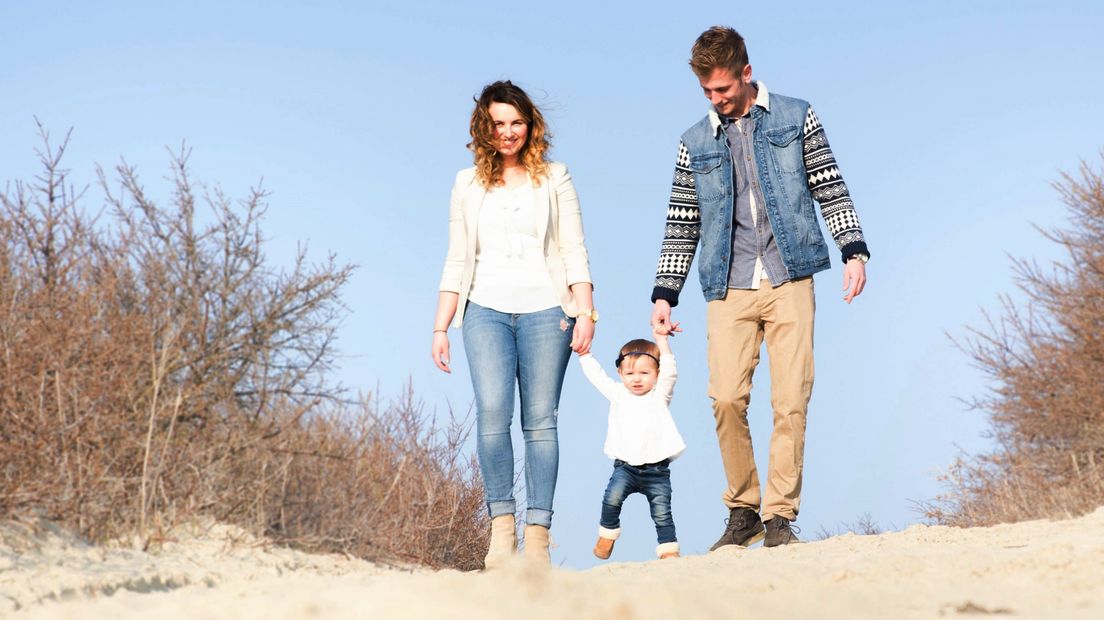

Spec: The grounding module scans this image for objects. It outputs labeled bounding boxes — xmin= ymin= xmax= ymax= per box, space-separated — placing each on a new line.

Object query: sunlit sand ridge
xmin=3 ymin=507 xmax=1102 ymax=619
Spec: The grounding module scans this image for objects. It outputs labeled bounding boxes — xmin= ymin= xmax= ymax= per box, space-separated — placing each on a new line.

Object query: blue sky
xmin=3 ymin=1 xmax=1102 ymax=568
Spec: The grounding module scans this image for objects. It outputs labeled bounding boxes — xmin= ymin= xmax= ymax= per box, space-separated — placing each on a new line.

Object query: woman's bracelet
xmin=433 ymin=329 xmax=447 ymax=333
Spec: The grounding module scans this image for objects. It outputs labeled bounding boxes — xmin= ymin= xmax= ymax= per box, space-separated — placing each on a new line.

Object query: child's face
xmin=618 ymin=357 xmax=659 ymax=395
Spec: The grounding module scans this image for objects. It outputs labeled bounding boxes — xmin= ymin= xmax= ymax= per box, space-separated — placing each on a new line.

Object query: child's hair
xmin=615 ymin=339 xmax=661 ymax=371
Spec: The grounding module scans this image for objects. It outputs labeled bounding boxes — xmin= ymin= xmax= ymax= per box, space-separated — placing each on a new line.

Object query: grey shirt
xmin=722 ymin=112 xmax=789 ymax=290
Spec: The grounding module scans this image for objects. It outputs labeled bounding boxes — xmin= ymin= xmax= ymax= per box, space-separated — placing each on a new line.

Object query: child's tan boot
xmin=657 ymin=541 xmax=680 ymax=559
xmin=593 ymin=526 xmax=621 ymax=560
xmin=523 ymin=524 xmax=551 ymax=566
xmin=483 ymin=514 xmax=517 ymax=570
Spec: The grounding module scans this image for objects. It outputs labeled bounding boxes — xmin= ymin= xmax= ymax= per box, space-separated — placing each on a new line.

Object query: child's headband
xmin=615 ymin=351 xmax=660 ymax=368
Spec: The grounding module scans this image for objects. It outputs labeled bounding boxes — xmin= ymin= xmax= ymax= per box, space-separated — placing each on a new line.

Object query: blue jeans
xmin=600 ymin=459 xmax=677 ymax=544
xmin=462 ymin=302 xmax=574 ymax=528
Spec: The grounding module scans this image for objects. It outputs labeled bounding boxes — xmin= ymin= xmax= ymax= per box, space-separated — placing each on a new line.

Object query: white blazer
xmin=439 ymin=162 xmax=592 ymax=328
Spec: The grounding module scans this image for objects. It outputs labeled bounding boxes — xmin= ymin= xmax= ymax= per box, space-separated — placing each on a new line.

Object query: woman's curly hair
xmin=468 ymin=80 xmax=551 ymax=188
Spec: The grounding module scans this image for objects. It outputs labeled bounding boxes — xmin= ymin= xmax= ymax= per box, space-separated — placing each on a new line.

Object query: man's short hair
xmin=689 ymin=26 xmax=749 ymax=78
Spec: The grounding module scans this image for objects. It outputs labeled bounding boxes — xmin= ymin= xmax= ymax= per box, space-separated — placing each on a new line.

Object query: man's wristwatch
xmin=577 ymin=308 xmax=599 ymax=324
xmin=847 ymin=253 xmax=869 ymax=264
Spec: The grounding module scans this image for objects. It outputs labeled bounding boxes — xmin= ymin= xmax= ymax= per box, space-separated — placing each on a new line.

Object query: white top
xmin=438 ymin=163 xmax=592 ymax=328
xmin=579 ymin=353 xmax=686 ymax=465
xmin=467 ymin=183 xmax=561 ymax=313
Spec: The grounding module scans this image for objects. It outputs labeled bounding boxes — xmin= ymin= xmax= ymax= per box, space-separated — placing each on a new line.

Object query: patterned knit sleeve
xmin=803 ymin=106 xmax=870 ymax=262
xmin=651 ymin=141 xmax=701 ymax=307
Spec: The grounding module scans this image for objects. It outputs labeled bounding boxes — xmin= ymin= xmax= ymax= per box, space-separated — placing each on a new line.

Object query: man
xmin=651 ymin=26 xmax=870 ymax=549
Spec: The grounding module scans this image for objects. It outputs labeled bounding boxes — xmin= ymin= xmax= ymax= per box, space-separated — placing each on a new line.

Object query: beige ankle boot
xmin=483 ymin=514 xmax=517 ymax=570
xmin=523 ymin=524 xmax=551 ymax=566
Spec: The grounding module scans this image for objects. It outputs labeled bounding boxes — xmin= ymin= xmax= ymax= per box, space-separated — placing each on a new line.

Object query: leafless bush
xmin=814 ymin=512 xmax=885 ymax=540
xmin=0 ymin=126 xmax=486 ymax=569
xmin=266 ymin=390 xmax=488 ymax=570
xmin=927 ymin=153 xmax=1104 ymax=527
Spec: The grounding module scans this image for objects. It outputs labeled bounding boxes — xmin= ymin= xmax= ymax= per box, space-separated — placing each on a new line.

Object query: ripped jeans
xmin=462 ymin=302 xmax=574 ymax=528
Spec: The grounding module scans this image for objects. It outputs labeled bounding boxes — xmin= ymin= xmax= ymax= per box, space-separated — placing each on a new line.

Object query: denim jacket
xmin=653 ymin=84 xmax=868 ymax=305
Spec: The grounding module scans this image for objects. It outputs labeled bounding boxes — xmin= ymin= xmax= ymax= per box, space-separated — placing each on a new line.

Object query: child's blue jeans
xmin=600 ymin=459 xmax=677 ymax=544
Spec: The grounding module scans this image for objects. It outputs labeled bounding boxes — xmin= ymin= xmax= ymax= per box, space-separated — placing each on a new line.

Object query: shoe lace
xmin=773 ymin=518 xmax=801 ymax=538
xmin=723 ymin=513 xmax=750 ymax=532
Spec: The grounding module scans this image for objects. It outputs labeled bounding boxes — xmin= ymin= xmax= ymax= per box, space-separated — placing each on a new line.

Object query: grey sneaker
xmin=709 ymin=507 xmax=764 ymax=551
xmin=764 ymin=516 xmax=801 ymax=547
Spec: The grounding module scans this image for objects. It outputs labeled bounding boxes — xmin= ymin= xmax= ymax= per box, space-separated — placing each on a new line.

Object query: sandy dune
xmin=3 ymin=508 xmax=1102 ymax=619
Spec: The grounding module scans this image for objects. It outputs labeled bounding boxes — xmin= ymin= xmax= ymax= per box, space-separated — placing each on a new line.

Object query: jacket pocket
xmin=689 ymin=152 xmax=727 ymax=201
xmin=689 ymin=152 xmax=725 ymax=173
xmin=764 ymin=125 xmax=803 ymax=174
xmin=793 ymin=198 xmax=828 ymax=259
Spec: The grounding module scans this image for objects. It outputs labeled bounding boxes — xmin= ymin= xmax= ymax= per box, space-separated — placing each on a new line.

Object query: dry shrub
xmin=927 ymin=154 xmax=1104 ymax=526
xmin=270 ymin=391 xmax=488 ymax=569
xmin=814 ymin=513 xmax=884 ymax=540
xmin=0 ymin=126 xmax=486 ymax=569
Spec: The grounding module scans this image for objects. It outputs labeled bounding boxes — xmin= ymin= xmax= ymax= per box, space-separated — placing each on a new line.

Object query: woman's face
xmin=488 ymin=102 xmax=528 ymax=160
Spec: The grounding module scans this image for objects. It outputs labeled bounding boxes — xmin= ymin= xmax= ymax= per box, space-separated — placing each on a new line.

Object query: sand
xmin=2 ymin=508 xmax=1102 ymax=619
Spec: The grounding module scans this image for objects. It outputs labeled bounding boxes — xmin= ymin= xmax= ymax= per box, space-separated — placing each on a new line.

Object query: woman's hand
xmin=431 ymin=293 xmax=460 ymax=373
xmin=566 ymin=282 xmax=595 ymax=355
xmin=432 ymin=331 xmax=451 ymax=373
xmin=570 ymin=317 xmax=594 ymax=355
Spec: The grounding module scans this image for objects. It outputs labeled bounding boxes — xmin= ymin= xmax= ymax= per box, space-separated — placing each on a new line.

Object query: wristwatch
xmin=577 ymin=308 xmax=599 ymax=324
xmin=847 ymin=253 xmax=869 ymax=264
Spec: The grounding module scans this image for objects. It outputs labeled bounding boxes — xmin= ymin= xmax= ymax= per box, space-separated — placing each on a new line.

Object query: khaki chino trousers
xmin=706 ymin=278 xmax=815 ymax=522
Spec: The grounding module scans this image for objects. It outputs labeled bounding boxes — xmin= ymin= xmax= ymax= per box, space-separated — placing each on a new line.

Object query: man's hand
xmin=651 ymin=299 xmax=682 ymax=336
xmin=842 ymin=258 xmax=867 ymax=304
xmin=652 ymin=323 xmax=674 ymax=355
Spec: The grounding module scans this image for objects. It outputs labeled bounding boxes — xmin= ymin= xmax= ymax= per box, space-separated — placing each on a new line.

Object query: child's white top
xmin=578 ymin=353 xmax=686 ymax=466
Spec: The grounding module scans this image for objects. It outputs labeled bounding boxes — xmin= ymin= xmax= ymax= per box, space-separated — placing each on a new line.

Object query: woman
xmin=432 ymin=80 xmax=596 ymax=568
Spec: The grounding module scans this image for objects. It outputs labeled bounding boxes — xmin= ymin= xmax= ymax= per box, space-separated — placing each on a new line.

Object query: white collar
xmin=708 ymin=80 xmax=770 ymax=135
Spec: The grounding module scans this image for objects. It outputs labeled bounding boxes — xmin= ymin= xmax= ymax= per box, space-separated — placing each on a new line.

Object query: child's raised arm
xmin=653 ymin=325 xmax=673 ymax=356
xmin=653 ymin=326 xmax=677 ymax=402
xmin=578 ymin=354 xmax=622 ymax=401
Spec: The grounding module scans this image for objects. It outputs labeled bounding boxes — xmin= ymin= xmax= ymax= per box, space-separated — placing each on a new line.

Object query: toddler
xmin=578 ymin=328 xmax=686 ymax=560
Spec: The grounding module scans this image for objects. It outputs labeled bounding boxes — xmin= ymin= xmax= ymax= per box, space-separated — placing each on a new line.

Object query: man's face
xmin=698 ymin=65 xmax=755 ymax=118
